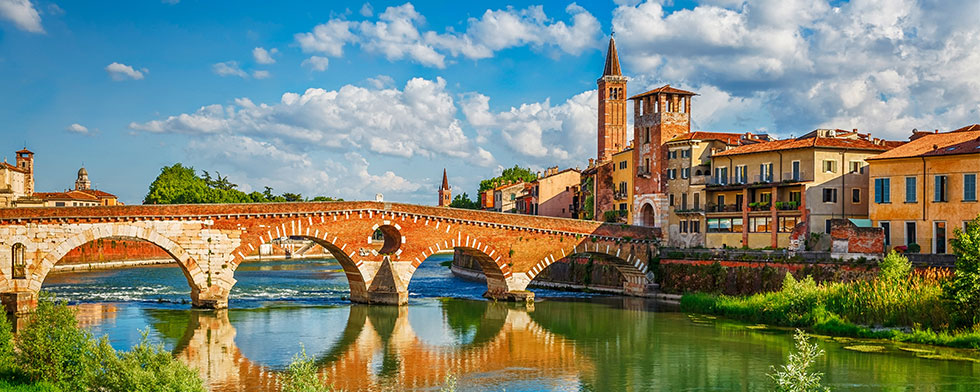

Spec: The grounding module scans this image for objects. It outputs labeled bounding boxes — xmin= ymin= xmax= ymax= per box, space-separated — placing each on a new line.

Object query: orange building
xmin=867 ymin=125 xmax=980 ymax=254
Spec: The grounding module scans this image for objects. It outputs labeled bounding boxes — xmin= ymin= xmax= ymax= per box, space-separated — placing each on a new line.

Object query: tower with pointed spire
xmin=597 ymin=35 xmax=628 ymax=163
xmin=438 ymin=169 xmax=451 ymax=207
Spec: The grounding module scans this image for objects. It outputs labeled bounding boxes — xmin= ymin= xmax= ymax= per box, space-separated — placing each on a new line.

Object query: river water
xmin=42 ymin=254 xmax=980 ymax=391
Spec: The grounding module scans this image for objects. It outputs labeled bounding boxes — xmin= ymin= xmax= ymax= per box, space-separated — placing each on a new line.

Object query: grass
xmin=680 ymin=268 xmax=980 ymax=350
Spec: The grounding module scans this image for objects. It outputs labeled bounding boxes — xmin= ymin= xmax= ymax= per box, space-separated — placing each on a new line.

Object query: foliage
xmin=478 ymin=165 xmax=537 ymax=192
xmin=768 ymin=330 xmax=830 ymax=392
xmin=946 ymin=216 xmax=980 ymax=327
xmin=280 ymin=346 xmax=332 ymax=392
xmin=89 ymin=331 xmax=206 ymax=392
xmin=440 ymin=374 xmax=458 ymax=392
xmin=449 ymin=193 xmax=480 ymax=209
xmin=602 ymin=209 xmax=626 ymax=223
xmin=144 ymin=164 xmax=341 ymax=204
xmin=0 ymin=311 xmax=13 ymax=370
xmin=15 ymin=294 xmax=93 ymax=391
xmin=878 ymin=251 xmax=912 ymax=284
xmin=906 ymin=243 xmax=921 ymax=253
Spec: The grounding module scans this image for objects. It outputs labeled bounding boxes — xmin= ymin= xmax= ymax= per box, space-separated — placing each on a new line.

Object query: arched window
xmin=12 ymin=243 xmax=26 ymax=279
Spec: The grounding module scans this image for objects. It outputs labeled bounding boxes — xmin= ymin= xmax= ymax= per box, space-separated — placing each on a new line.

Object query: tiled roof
xmin=34 ymin=191 xmax=100 ymax=201
xmin=629 ymin=84 xmax=696 ymax=100
xmin=667 ymin=132 xmax=746 ymax=146
xmin=77 ymin=189 xmax=117 ymax=198
xmin=713 ymin=136 xmax=891 ymax=157
xmin=868 ymin=126 xmax=980 ymax=160
xmin=602 ymin=36 xmax=621 ymax=77
xmin=0 ymin=162 xmax=26 ymax=173
xmin=15 ymin=149 xmax=33 ymax=154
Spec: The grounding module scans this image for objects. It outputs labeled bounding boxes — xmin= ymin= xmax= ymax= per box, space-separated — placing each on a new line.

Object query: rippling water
xmin=41 ymin=254 xmax=980 ymax=391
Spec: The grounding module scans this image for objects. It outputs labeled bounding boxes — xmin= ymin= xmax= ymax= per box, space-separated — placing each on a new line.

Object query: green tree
xmin=16 ymin=294 xmax=93 ymax=391
xmin=144 ymin=164 xmax=339 ymax=205
xmin=449 ymin=193 xmax=479 ymax=209
xmin=281 ymin=193 xmax=305 ymax=202
xmin=946 ymin=216 xmax=980 ymax=327
xmin=478 ymin=165 xmax=537 ymax=192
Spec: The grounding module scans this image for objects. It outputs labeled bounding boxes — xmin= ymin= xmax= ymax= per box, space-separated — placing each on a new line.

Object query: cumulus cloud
xmin=252 ymin=70 xmax=271 ymax=79
xmin=295 ymin=2 xmax=602 ymax=68
xmin=462 ymin=89 xmax=597 ymax=165
xmin=252 ymin=47 xmax=278 ymax=64
xmin=359 ymin=2 xmax=373 ymax=17
xmin=129 ymin=77 xmax=491 ymax=165
xmin=66 ymin=123 xmax=88 ymax=134
xmin=0 ymin=0 xmax=43 ymax=33
xmin=612 ymin=0 xmax=980 ymax=138
xmin=105 ymin=62 xmax=146 ymax=81
xmin=301 ymin=56 xmax=329 ymax=71
xmin=212 ymin=61 xmax=248 ymax=78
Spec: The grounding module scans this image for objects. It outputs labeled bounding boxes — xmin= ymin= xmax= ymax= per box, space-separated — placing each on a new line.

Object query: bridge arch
xmin=29 ymin=224 xmax=210 ymax=300
xmin=296 ymin=236 xmax=369 ymax=303
xmin=524 ymin=247 xmax=650 ymax=296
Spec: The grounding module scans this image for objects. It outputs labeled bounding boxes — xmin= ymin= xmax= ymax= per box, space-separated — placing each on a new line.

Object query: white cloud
xmin=0 ymin=0 xmax=43 ymax=33
xmin=462 ymin=89 xmax=597 ymax=165
xmin=252 ymin=70 xmax=271 ymax=79
xmin=612 ymin=0 xmax=980 ymax=139
xmin=295 ymin=2 xmax=603 ymax=68
xmin=212 ymin=61 xmax=248 ymax=78
xmin=66 ymin=123 xmax=88 ymax=134
xmin=360 ymin=2 xmax=373 ymax=17
xmin=301 ymin=56 xmax=329 ymax=72
xmin=252 ymin=47 xmax=278 ymax=64
xmin=105 ymin=62 xmax=146 ymax=81
xmin=130 ymin=77 xmax=489 ymax=165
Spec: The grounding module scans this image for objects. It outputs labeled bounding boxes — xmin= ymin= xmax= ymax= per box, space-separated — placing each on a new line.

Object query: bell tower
xmin=597 ymin=35 xmax=627 ymax=163
xmin=15 ymin=149 xmax=34 ymax=195
xmin=438 ymin=169 xmax=451 ymax=207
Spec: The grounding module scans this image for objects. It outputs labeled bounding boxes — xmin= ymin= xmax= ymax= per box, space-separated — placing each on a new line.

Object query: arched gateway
xmin=0 ymin=201 xmax=659 ymax=313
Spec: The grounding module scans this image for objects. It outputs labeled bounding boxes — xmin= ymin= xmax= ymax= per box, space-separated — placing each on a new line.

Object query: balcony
xmin=614 ymin=191 xmax=629 ymax=200
xmin=706 ymin=171 xmax=811 ymax=189
xmin=689 ymin=175 xmax=708 ymax=185
xmin=705 ymin=203 xmax=741 ymax=213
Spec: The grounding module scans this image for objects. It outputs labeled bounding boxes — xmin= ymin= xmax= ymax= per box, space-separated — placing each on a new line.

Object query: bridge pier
xmin=1 ymin=291 xmax=36 ymax=316
xmin=191 ymin=286 xmax=230 ymax=309
xmin=360 ymin=257 xmax=409 ymax=306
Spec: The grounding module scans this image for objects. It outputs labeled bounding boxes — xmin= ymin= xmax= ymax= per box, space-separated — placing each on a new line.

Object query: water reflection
xmin=149 ymin=301 xmax=588 ymax=392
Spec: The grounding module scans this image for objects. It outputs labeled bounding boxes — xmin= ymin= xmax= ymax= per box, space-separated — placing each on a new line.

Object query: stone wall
xmin=830 ymin=219 xmax=885 ymax=257
xmin=657 ymin=258 xmax=880 ymax=295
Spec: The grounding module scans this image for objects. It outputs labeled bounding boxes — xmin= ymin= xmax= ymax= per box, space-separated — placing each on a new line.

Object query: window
xmin=849 ymin=161 xmax=862 ymax=174
xmin=11 ymin=243 xmax=26 ymax=279
xmin=779 ymin=216 xmax=800 ymax=232
xmin=735 ymin=194 xmax=743 ymax=211
xmin=619 ymin=160 xmax=627 ymax=170
xmin=759 ymin=192 xmax=772 ymax=205
xmin=823 ymin=188 xmax=837 ymax=203
xmin=692 ymin=220 xmax=701 ymax=233
xmin=669 ymin=194 xmax=675 ymax=207
xmin=823 ymin=160 xmax=837 ymax=173
xmin=749 ymin=217 xmax=771 ymax=233
xmin=694 ymin=193 xmax=700 ymax=209
xmin=681 ymin=221 xmax=689 ymax=233
xmin=964 ymin=174 xmax=977 ymax=201
xmin=510 ymin=194 xmax=516 ymax=201
xmin=707 ymin=218 xmax=742 ymax=233
xmin=852 ymin=188 xmax=861 ymax=203
xmin=880 ymin=222 xmax=891 ymax=246
xmin=935 ymin=221 xmax=947 ymax=254
xmin=905 ymin=222 xmax=917 ymax=246
xmin=760 ymin=163 xmax=773 ymax=182
xmin=735 ymin=165 xmax=747 ymax=184
xmin=935 ymin=175 xmax=948 ymax=202
xmin=619 ymin=203 xmax=627 ymax=211
xmin=717 ymin=195 xmax=725 ymax=207
xmin=681 ymin=168 xmax=690 ymax=179
xmin=825 ymin=219 xmax=832 ymax=234
xmin=875 ymin=178 xmax=891 ymax=203
xmin=714 ymin=167 xmax=728 ymax=185
xmin=905 ymin=177 xmax=916 ymax=202
xmin=789 ymin=191 xmax=801 ymax=204
xmin=55 ymin=202 xmax=65 ymax=207
xmin=791 ymin=160 xmax=801 ymax=181
xmin=681 ymin=193 xmax=688 ymax=210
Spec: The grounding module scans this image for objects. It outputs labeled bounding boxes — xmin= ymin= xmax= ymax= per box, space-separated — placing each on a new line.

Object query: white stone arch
xmin=29 ymin=223 xmax=208 ymax=295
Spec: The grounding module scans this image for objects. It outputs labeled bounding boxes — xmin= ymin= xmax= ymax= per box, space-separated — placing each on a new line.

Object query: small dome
xmin=78 ymin=167 xmax=88 ymax=176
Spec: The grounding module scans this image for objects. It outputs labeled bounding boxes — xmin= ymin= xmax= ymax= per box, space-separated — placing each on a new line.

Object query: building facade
xmin=867 ymin=125 xmax=980 ymax=254
xmin=493 ymin=182 xmax=526 ymax=213
xmin=0 ymin=149 xmax=33 ymax=207
xmin=630 ymin=85 xmax=696 ymax=229
xmin=533 ymin=167 xmax=581 ymax=218
xmin=703 ymin=130 xmax=892 ymax=249
xmin=610 ymin=148 xmax=634 ymax=224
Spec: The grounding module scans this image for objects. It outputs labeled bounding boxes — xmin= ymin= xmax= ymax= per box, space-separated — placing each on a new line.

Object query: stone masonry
xmin=0 ymin=201 xmax=659 ymax=313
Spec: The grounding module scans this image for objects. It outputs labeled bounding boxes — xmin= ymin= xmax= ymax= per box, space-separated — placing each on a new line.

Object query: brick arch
xmin=32 ymin=224 xmax=208 ymax=295
xmin=403 ymin=232 xmax=514 ymax=295
xmin=522 ymin=245 xmax=649 ymax=288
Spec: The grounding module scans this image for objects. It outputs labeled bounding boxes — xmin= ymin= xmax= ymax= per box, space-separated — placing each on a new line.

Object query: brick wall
xmin=60 ymin=237 xmax=171 ymax=264
xmin=830 ymin=219 xmax=884 ymax=254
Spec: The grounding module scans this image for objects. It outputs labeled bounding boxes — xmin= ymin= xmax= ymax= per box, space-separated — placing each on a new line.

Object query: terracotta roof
xmin=667 ymin=132 xmax=747 ymax=146
xmin=602 ymin=36 xmax=622 ymax=77
xmin=868 ymin=126 xmax=980 ymax=160
xmin=34 ymin=191 xmax=100 ymax=201
xmin=0 ymin=162 xmax=26 ymax=173
xmin=77 ymin=189 xmax=117 ymax=198
xmin=629 ymin=84 xmax=696 ymax=100
xmin=15 ymin=149 xmax=33 ymax=154
xmin=713 ymin=136 xmax=891 ymax=157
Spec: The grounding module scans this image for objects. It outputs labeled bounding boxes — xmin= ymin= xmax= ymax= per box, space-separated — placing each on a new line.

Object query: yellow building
xmin=664 ymin=132 xmax=752 ymax=247
xmin=610 ymin=148 xmax=634 ymax=224
xmin=703 ymin=129 xmax=894 ymax=249
xmin=867 ymin=125 xmax=980 ymax=254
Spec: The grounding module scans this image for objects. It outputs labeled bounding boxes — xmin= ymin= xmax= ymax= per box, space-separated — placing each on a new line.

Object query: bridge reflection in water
xmin=141 ymin=301 xmax=594 ymax=391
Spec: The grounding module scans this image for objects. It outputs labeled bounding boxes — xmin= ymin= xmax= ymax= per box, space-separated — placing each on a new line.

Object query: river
xmin=41 ymin=254 xmax=980 ymax=391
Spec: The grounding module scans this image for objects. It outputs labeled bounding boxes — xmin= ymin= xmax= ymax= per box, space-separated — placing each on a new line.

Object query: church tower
xmin=597 ymin=35 xmax=627 ymax=163
xmin=75 ymin=167 xmax=91 ymax=190
xmin=15 ymin=149 xmax=33 ymax=195
xmin=438 ymin=169 xmax=451 ymax=207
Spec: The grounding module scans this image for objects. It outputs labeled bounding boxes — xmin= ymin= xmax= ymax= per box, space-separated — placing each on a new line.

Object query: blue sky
xmin=1 ymin=0 xmax=978 ymax=205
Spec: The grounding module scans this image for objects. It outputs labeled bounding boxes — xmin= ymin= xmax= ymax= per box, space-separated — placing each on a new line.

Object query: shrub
xmin=280 ymin=346 xmax=332 ymax=392
xmin=0 ymin=311 xmax=13 ymax=370
xmin=769 ymin=330 xmax=830 ymax=392
xmin=15 ymin=294 xmax=93 ymax=391
xmin=946 ymin=217 xmax=980 ymax=327
xmin=907 ymin=243 xmax=921 ymax=253
xmin=90 ymin=331 xmax=205 ymax=392
xmin=878 ymin=251 xmax=911 ymax=284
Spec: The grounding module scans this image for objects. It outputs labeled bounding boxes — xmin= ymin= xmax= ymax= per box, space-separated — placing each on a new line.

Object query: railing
xmin=707 ymin=177 xmax=729 ymax=186
xmin=706 ymin=204 xmax=741 ymax=213
xmin=689 ymin=176 xmax=707 ymax=185
xmin=613 ymin=191 xmax=628 ymax=200
xmin=775 ymin=201 xmax=801 ymax=210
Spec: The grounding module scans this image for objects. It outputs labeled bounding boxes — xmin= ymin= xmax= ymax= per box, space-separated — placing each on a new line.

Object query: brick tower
xmin=15 ymin=149 xmax=33 ymax=195
xmin=630 ymin=85 xmax=696 ymax=227
xmin=597 ymin=36 xmax=627 ymax=163
xmin=438 ymin=169 xmax=451 ymax=207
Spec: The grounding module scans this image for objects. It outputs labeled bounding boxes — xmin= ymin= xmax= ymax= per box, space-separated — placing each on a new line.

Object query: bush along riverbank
xmin=680 ymin=218 xmax=980 ymax=350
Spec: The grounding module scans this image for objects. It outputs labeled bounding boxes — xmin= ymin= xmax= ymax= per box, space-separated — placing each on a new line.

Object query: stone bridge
xmin=0 ymin=201 xmax=659 ymax=312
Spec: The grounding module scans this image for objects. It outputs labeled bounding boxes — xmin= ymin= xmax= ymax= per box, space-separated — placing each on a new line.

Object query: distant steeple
xmin=438 ymin=168 xmax=451 ymax=207
xmin=602 ymin=35 xmax=622 ymax=77
xmin=441 ymin=169 xmax=449 ymax=190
